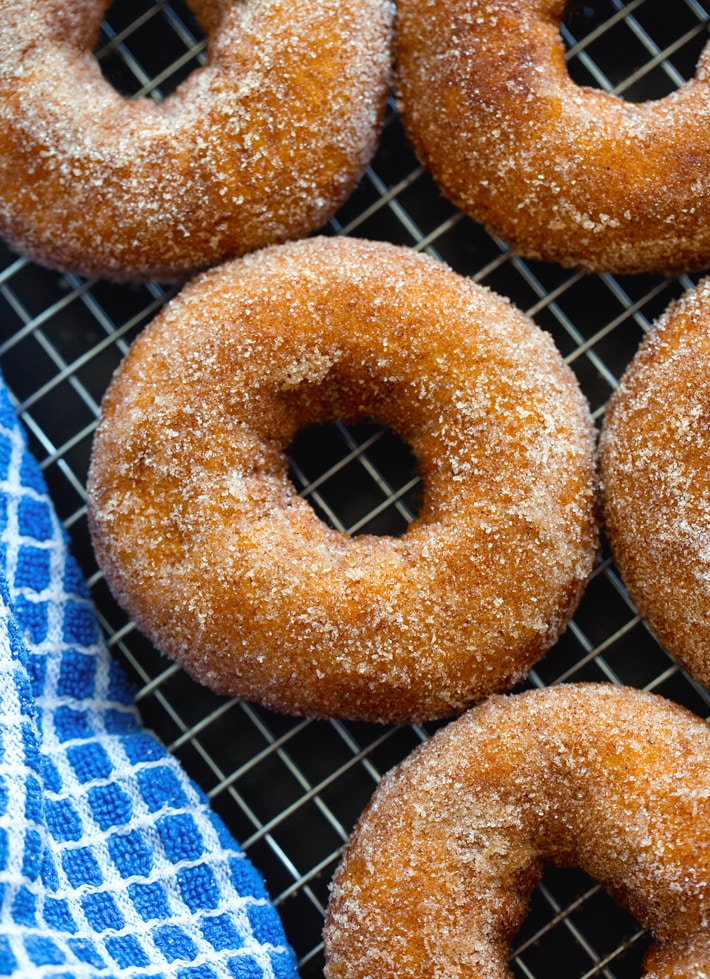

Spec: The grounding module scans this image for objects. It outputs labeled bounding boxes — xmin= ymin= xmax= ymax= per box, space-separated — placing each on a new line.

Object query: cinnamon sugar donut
xmin=395 ymin=0 xmax=710 ymax=275
xmin=600 ymin=277 xmax=710 ymax=691
xmin=324 ymin=683 xmax=710 ymax=979
xmin=86 ymin=236 xmax=597 ymax=723
xmin=0 ymin=0 xmax=391 ymax=283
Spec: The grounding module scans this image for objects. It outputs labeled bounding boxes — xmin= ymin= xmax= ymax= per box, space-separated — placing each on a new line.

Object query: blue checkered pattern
xmin=0 ymin=378 xmax=298 ymax=978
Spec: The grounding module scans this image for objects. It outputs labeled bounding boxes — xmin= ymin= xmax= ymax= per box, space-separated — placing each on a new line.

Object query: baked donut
xmin=395 ymin=0 xmax=710 ymax=275
xmin=0 ymin=0 xmax=391 ymax=283
xmin=600 ymin=277 xmax=710 ymax=691
xmin=323 ymin=683 xmax=710 ymax=978
xmin=86 ymin=236 xmax=598 ymax=723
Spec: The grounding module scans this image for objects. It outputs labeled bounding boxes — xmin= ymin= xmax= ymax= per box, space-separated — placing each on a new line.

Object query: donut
xmin=600 ymin=277 xmax=710 ymax=691
xmin=86 ymin=236 xmax=598 ymax=723
xmin=323 ymin=683 xmax=710 ymax=978
xmin=395 ymin=0 xmax=710 ymax=275
xmin=0 ymin=0 xmax=391 ymax=283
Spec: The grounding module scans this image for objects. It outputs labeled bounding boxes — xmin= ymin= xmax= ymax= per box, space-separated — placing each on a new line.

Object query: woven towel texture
xmin=0 ymin=378 xmax=298 ymax=978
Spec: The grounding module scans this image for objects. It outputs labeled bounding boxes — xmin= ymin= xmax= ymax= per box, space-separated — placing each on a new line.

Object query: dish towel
xmin=0 ymin=375 xmax=299 ymax=979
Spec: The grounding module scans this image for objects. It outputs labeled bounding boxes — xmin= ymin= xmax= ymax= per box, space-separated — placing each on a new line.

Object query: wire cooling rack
xmin=1 ymin=1 xmax=710 ymax=976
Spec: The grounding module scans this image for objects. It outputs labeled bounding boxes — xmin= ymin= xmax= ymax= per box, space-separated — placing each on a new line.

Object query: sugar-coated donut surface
xmin=395 ymin=0 xmax=710 ymax=275
xmin=86 ymin=237 xmax=598 ymax=723
xmin=0 ymin=0 xmax=392 ymax=282
xmin=600 ymin=277 xmax=710 ymax=692
xmin=323 ymin=684 xmax=710 ymax=979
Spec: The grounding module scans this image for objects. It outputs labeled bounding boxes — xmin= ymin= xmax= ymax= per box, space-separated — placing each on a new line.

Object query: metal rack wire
xmin=1 ymin=1 xmax=709 ymax=976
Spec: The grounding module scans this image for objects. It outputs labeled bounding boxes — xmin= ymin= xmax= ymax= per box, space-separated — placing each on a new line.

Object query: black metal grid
xmin=1 ymin=2 xmax=709 ymax=976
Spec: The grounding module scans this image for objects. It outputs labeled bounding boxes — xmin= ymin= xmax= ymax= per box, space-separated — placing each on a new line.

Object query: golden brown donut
xmin=0 ymin=0 xmax=391 ymax=283
xmin=323 ymin=683 xmax=710 ymax=979
xmin=395 ymin=0 xmax=710 ymax=275
xmin=86 ymin=236 xmax=598 ymax=723
xmin=600 ymin=277 xmax=710 ymax=691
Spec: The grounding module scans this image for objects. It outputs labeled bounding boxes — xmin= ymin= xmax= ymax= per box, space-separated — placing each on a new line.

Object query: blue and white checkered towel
xmin=0 ymin=376 xmax=299 ymax=978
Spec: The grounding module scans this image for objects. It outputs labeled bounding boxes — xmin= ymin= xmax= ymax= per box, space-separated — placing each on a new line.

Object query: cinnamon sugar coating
xmin=323 ymin=684 xmax=710 ymax=979
xmin=600 ymin=277 xmax=710 ymax=691
xmin=0 ymin=0 xmax=392 ymax=282
xmin=395 ymin=0 xmax=710 ymax=275
xmin=86 ymin=237 xmax=598 ymax=723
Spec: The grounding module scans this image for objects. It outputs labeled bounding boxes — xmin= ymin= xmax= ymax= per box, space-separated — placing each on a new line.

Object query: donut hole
xmin=516 ymin=865 xmax=652 ymax=975
xmin=562 ymin=0 xmax=708 ymax=101
xmin=95 ymin=0 xmax=206 ymax=99
xmin=286 ymin=419 xmax=423 ymax=537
